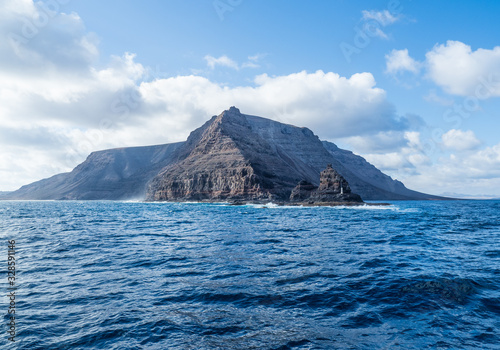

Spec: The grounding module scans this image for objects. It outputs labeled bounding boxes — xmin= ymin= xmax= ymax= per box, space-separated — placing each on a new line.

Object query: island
xmin=3 ymin=107 xmax=444 ymax=203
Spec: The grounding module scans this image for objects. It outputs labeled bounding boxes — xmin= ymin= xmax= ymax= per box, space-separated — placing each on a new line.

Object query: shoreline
xmin=228 ymin=200 xmax=391 ymax=207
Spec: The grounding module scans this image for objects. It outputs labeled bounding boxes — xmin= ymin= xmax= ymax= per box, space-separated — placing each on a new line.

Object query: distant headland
xmin=2 ymin=107 xmax=445 ymax=203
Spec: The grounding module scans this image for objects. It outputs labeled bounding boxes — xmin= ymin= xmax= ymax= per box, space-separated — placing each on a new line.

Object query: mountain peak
xmin=227 ymin=106 xmax=241 ymax=114
xmin=218 ymin=106 xmax=242 ymax=119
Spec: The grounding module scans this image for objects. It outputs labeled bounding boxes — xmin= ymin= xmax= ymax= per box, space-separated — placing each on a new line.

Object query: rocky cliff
xmin=289 ymin=164 xmax=363 ymax=203
xmin=147 ymin=107 xmax=312 ymax=201
xmin=3 ymin=107 xmax=443 ymax=201
xmin=146 ymin=107 xmax=441 ymax=202
xmin=4 ymin=143 xmax=183 ymax=200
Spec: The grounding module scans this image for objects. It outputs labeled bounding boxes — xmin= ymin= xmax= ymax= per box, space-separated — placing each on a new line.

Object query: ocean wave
xmin=1 ymin=200 xmax=498 ymax=350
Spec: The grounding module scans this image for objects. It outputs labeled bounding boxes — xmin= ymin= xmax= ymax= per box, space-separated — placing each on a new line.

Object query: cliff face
xmin=146 ymin=107 xmax=436 ymax=202
xmin=4 ymin=107 xmax=443 ymax=201
xmin=5 ymin=143 xmax=183 ymax=200
xmin=147 ymin=107 xmax=310 ymax=201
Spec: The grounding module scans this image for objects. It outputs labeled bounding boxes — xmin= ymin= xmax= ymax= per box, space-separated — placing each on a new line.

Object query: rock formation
xmin=312 ymin=164 xmax=362 ymax=202
xmin=289 ymin=181 xmax=318 ymax=202
xmin=2 ymin=107 xmax=445 ymax=201
xmin=290 ymin=164 xmax=363 ymax=203
xmin=147 ymin=107 xmax=304 ymax=201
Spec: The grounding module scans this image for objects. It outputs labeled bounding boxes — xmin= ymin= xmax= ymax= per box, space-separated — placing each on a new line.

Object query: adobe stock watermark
xmin=340 ymin=0 xmax=404 ymax=63
xmin=6 ymin=240 xmax=17 ymax=343
xmin=421 ymin=74 xmax=500 ymax=155
xmin=8 ymin=0 xmax=71 ymax=46
xmin=213 ymin=0 xmax=243 ymax=21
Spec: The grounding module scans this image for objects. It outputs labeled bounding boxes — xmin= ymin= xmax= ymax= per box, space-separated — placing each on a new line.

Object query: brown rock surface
xmin=289 ymin=181 xmax=318 ymax=202
xmin=290 ymin=164 xmax=363 ymax=203
xmin=310 ymin=164 xmax=363 ymax=202
xmin=147 ymin=107 xmax=302 ymax=201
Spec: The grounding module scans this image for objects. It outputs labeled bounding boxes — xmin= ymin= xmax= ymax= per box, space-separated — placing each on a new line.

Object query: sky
xmin=1 ymin=0 xmax=500 ymax=197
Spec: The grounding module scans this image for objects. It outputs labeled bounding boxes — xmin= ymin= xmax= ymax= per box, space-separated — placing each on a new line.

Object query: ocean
xmin=0 ymin=200 xmax=499 ymax=349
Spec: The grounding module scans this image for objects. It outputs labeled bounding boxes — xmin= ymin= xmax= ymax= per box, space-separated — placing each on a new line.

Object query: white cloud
xmin=388 ymin=41 xmax=500 ymax=98
xmin=385 ymin=49 xmax=421 ymax=74
xmin=442 ymin=129 xmax=481 ymax=151
xmin=373 ymin=28 xmax=389 ymax=40
xmin=243 ymin=53 xmax=266 ymax=68
xmin=204 ymin=54 xmax=264 ymax=70
xmin=248 ymin=53 xmax=266 ymax=62
xmin=425 ymin=40 xmax=500 ymax=96
xmin=466 ymin=143 xmax=500 ymax=176
xmin=356 ymin=128 xmax=500 ymax=197
xmin=404 ymin=131 xmax=422 ymax=148
xmin=359 ymin=9 xmax=401 ymax=39
xmin=362 ymin=10 xmax=399 ymax=26
xmin=0 ymin=67 xmax=407 ymax=190
xmin=341 ymin=131 xmax=408 ymax=154
xmin=364 ymin=152 xmax=415 ymax=172
xmin=402 ymin=142 xmax=500 ymax=195
xmin=139 ymin=70 xmax=406 ymax=141
xmin=0 ymin=46 xmax=408 ymax=190
xmin=1 ymin=3 xmax=99 ymax=74
xmin=204 ymin=55 xmax=239 ymax=70
xmin=353 ymin=131 xmax=430 ymax=175
xmin=241 ymin=62 xmax=259 ymax=69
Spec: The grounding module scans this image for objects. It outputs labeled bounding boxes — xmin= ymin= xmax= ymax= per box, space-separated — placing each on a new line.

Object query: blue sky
xmin=1 ymin=0 xmax=500 ymax=197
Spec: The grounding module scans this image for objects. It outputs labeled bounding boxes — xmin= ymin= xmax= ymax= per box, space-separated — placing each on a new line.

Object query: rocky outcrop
xmin=290 ymin=165 xmax=363 ymax=203
xmin=289 ymin=181 xmax=318 ymax=201
xmin=3 ymin=107 xmax=445 ymax=201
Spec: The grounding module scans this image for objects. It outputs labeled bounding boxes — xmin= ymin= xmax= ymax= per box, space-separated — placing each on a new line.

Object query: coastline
xmin=144 ymin=199 xmax=392 ymax=207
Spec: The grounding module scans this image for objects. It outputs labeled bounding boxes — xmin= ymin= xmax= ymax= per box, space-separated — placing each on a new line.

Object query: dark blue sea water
xmin=0 ymin=200 xmax=499 ymax=349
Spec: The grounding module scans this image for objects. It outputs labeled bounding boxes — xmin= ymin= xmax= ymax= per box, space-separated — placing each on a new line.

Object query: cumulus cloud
xmin=400 ymin=141 xmax=500 ymax=195
xmin=341 ymin=131 xmax=409 ymax=154
xmin=1 ymin=1 xmax=98 ymax=74
xmin=241 ymin=54 xmax=263 ymax=69
xmin=442 ymin=129 xmax=481 ymax=151
xmin=139 ymin=70 xmax=407 ymax=141
xmin=462 ymin=143 xmax=500 ymax=177
xmin=0 ymin=67 xmax=407 ymax=189
xmin=353 ymin=131 xmax=430 ymax=175
xmin=387 ymin=41 xmax=500 ymax=98
xmin=357 ymin=128 xmax=500 ymax=196
xmin=385 ymin=49 xmax=421 ymax=74
xmin=425 ymin=41 xmax=500 ymax=96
